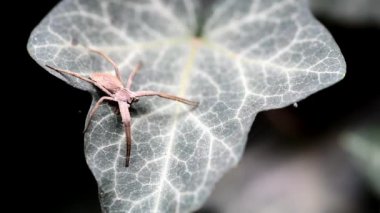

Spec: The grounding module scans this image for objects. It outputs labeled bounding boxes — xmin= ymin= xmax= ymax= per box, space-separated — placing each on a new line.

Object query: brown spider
xmin=46 ymin=49 xmax=198 ymax=167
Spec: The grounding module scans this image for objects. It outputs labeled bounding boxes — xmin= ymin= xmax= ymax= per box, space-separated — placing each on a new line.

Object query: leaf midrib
xmin=152 ymin=38 xmax=202 ymax=213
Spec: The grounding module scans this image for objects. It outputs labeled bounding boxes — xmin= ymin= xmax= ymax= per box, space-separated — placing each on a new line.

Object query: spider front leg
xmin=89 ymin=48 xmax=124 ymax=85
xmin=84 ymin=96 xmax=116 ymax=132
xmin=45 ymin=65 xmax=113 ymax=97
xmin=135 ymin=91 xmax=199 ymax=107
xmin=118 ymin=101 xmax=133 ymax=167
xmin=127 ymin=62 xmax=143 ymax=90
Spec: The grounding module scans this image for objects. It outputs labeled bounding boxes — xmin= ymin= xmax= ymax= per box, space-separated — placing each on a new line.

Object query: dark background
xmin=8 ymin=0 xmax=379 ymax=212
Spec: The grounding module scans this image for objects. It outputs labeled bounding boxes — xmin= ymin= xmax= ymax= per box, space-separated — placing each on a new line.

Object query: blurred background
xmin=15 ymin=0 xmax=379 ymax=212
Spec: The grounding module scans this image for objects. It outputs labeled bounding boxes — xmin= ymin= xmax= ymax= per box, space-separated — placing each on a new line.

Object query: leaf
xmin=27 ymin=0 xmax=345 ymax=212
xmin=342 ymin=128 xmax=380 ymax=196
xmin=310 ymin=0 xmax=380 ymax=24
xmin=204 ymin=141 xmax=360 ymax=213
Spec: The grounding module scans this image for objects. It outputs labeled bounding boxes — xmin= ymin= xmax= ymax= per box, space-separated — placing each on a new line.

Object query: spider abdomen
xmin=90 ymin=73 xmax=123 ymax=93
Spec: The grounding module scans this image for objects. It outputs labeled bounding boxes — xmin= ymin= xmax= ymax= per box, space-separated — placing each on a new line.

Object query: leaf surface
xmin=28 ymin=0 xmax=345 ymax=212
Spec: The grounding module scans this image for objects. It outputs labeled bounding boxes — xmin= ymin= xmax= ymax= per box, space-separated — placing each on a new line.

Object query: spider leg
xmin=134 ymin=91 xmax=198 ymax=107
xmin=46 ymin=65 xmax=95 ymax=84
xmin=118 ymin=101 xmax=132 ymax=167
xmin=127 ymin=62 xmax=143 ymax=90
xmin=88 ymin=48 xmax=124 ymax=85
xmin=46 ymin=65 xmax=113 ymax=96
xmin=84 ymin=96 xmax=116 ymax=132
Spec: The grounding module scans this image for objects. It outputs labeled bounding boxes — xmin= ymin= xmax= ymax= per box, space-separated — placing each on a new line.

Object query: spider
xmin=46 ymin=49 xmax=198 ymax=166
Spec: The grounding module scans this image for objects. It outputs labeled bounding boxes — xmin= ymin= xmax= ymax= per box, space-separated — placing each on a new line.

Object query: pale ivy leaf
xmin=27 ymin=0 xmax=345 ymax=212
xmin=342 ymin=128 xmax=380 ymax=196
xmin=310 ymin=0 xmax=380 ymax=24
